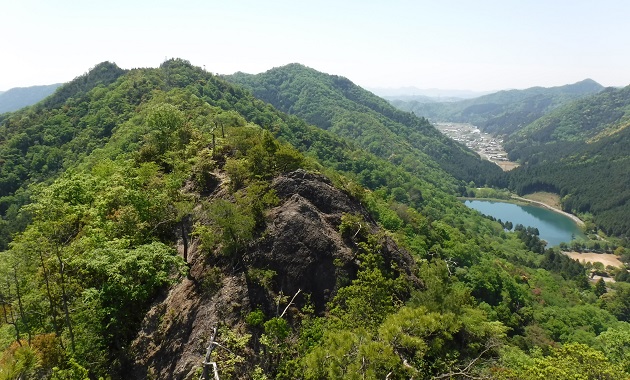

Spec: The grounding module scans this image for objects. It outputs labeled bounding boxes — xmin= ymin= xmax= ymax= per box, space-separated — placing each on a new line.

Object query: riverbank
xmin=511 ymin=196 xmax=585 ymax=227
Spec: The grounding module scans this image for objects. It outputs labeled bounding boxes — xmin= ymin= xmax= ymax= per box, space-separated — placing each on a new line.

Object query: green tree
xmin=510 ymin=342 xmax=627 ymax=380
xmin=596 ymin=324 xmax=630 ymax=373
xmin=595 ymin=277 xmax=607 ymax=297
xmin=205 ymin=199 xmax=255 ymax=256
xmin=302 ymin=329 xmax=402 ymax=380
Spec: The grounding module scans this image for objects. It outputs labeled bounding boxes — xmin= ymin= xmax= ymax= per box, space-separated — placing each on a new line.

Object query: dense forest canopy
xmin=226 ymin=63 xmax=504 ymax=188
xmin=504 ymin=85 xmax=630 ymax=237
xmin=0 ymin=59 xmax=628 ymax=379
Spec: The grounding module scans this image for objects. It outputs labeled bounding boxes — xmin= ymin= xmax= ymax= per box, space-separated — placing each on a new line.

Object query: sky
xmin=2 ymin=0 xmax=630 ymax=92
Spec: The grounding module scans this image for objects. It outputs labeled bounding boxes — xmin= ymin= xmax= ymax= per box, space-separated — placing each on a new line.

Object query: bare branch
xmin=280 ymin=289 xmax=302 ymax=318
xmin=352 ymin=224 xmax=363 ymax=239
xmin=432 ymin=339 xmax=501 ymax=380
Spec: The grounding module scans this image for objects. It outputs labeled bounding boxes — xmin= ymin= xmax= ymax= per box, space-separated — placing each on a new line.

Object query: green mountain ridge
xmin=0 ymin=59 xmax=628 ymax=379
xmin=509 ymin=85 xmax=630 ymax=145
xmin=226 ymin=63 xmax=504 ymax=187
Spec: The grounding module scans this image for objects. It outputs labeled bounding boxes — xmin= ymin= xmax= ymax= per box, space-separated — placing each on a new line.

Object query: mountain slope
xmin=504 ymin=85 xmax=630 ymax=236
xmin=508 ymin=86 xmax=630 ymax=147
xmin=0 ymin=59 xmax=509 ymax=378
xmin=226 ymin=63 xmax=504 ymax=188
xmin=0 ymin=83 xmax=62 ymax=113
xmin=0 ymin=59 xmax=628 ymax=379
xmin=391 ymin=79 xmax=604 ymax=136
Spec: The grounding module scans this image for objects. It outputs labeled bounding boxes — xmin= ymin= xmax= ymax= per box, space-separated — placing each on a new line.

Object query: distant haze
xmin=2 ymin=1 xmax=630 ymax=91
xmin=0 ymin=84 xmax=62 ymax=113
xmin=368 ymin=87 xmax=495 ymax=99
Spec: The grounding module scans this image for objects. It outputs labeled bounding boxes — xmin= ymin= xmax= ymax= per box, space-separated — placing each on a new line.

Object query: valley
xmin=435 ymin=122 xmax=519 ymax=170
xmin=0 ymin=60 xmax=628 ymax=379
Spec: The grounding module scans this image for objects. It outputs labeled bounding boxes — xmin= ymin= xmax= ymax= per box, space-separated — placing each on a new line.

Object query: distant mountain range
xmin=0 ymin=83 xmax=62 ymax=113
xmin=368 ymin=86 xmax=494 ymax=101
xmin=390 ymin=79 xmax=604 ymax=136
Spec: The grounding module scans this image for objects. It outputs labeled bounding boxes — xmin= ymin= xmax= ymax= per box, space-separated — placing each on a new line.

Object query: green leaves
xmin=513 ymin=342 xmax=627 ymax=380
xmin=596 ymin=324 xmax=630 ymax=373
xmin=205 ymin=199 xmax=255 ymax=256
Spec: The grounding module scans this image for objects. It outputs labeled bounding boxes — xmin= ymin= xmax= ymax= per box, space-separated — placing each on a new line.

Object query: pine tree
xmin=595 ymin=277 xmax=607 ymax=297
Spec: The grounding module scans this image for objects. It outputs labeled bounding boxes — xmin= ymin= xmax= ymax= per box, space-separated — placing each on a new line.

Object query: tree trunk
xmin=39 ymin=250 xmax=64 ymax=350
xmin=12 ymin=266 xmax=30 ymax=344
xmin=56 ymin=250 xmax=75 ymax=354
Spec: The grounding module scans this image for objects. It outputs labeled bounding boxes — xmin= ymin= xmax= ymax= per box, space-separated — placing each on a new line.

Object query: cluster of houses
xmin=435 ymin=122 xmax=509 ymax=162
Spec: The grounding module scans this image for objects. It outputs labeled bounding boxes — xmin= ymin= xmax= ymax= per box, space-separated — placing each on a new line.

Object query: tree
xmin=602 ymin=283 xmax=630 ymax=322
xmin=595 ymin=278 xmax=607 ymax=297
xmin=596 ymin=324 xmax=630 ymax=373
xmin=509 ymin=342 xmax=627 ymax=379
xmin=205 ymin=199 xmax=255 ymax=256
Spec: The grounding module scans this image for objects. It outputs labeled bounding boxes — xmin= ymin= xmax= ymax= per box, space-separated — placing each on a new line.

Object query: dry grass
xmin=495 ymin=160 xmax=520 ymax=171
xmin=563 ymin=251 xmax=624 ymax=268
xmin=523 ymin=192 xmax=562 ymax=210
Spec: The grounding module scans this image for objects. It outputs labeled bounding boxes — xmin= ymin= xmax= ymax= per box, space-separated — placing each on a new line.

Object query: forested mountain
xmin=0 ymin=59 xmax=629 ymax=379
xmin=226 ymin=63 xmax=504 ymax=187
xmin=0 ymin=83 xmax=62 ymax=113
xmin=391 ymin=79 xmax=604 ymax=136
xmin=508 ymin=85 xmax=630 ymax=146
xmin=389 ymin=78 xmax=630 ymax=236
xmin=0 ymin=62 xmax=132 ymax=250
xmin=505 ymin=85 xmax=630 ymax=236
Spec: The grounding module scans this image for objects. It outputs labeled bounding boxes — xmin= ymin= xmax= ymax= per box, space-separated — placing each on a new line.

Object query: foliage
xmin=503 ymin=342 xmax=628 ymax=379
xmin=50 ymin=358 xmax=89 ymax=380
xmin=0 ymin=343 xmax=41 ymax=380
xmin=227 ymin=63 xmax=504 ymax=191
xmin=0 ymin=58 xmax=627 ymax=379
xmin=596 ymin=323 xmax=630 ymax=373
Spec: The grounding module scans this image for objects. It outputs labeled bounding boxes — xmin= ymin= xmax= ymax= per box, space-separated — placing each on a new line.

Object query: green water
xmin=464 ymin=200 xmax=586 ymax=246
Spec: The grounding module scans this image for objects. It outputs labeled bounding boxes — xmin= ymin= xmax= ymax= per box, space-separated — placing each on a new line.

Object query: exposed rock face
xmin=247 ymin=169 xmax=371 ymax=312
xmin=130 ymin=170 xmax=414 ymax=379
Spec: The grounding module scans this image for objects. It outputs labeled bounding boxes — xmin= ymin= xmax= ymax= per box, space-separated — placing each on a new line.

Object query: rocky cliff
xmin=130 ymin=170 xmax=415 ymax=379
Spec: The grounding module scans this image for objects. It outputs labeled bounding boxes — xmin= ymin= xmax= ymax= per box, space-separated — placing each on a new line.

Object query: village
xmin=434 ymin=122 xmax=519 ymax=170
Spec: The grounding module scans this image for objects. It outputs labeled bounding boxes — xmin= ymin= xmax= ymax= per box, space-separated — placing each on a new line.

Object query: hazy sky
xmin=2 ymin=0 xmax=629 ymax=91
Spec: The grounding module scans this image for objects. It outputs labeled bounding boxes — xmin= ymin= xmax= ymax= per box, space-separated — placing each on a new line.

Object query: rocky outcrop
xmin=130 ymin=170 xmax=415 ymax=379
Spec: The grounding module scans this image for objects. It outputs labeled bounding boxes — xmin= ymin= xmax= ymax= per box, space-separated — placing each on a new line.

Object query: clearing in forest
xmin=563 ymin=251 xmax=624 ymax=268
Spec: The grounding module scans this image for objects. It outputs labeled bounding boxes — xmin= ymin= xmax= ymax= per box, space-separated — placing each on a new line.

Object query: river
xmin=464 ymin=200 xmax=586 ymax=246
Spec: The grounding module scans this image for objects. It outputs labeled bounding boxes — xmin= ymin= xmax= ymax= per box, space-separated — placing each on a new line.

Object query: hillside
xmin=0 ymin=83 xmax=62 ymax=113
xmin=388 ymin=79 xmax=630 ymax=236
xmin=0 ymin=60 xmax=629 ymax=379
xmin=226 ymin=63 xmax=504 ymax=188
xmin=391 ymin=79 xmax=604 ymax=136
xmin=508 ymin=85 xmax=630 ymax=146
xmin=505 ymin=85 xmax=630 ymax=236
